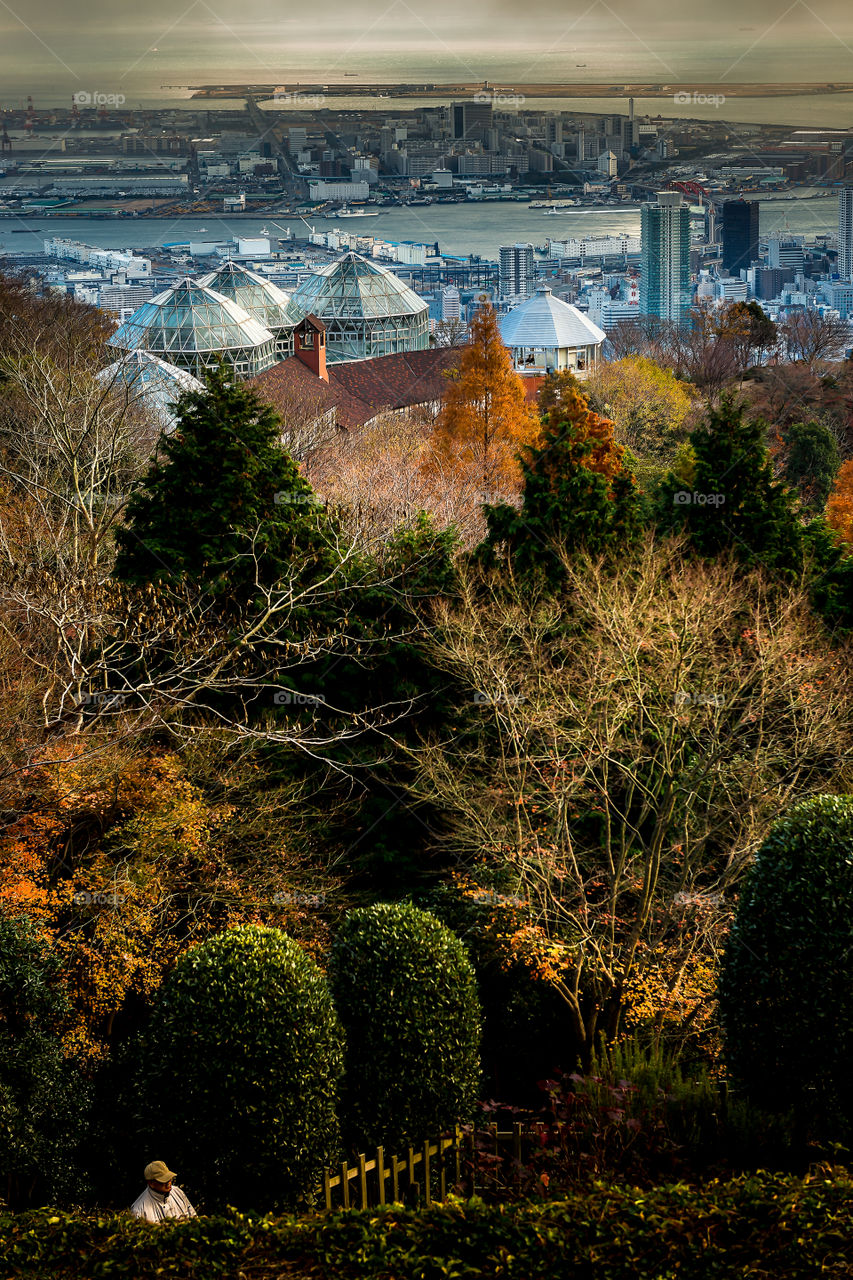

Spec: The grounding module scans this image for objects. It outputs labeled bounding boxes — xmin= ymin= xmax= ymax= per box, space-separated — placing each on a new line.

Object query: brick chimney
xmin=294 ymin=315 xmax=328 ymax=381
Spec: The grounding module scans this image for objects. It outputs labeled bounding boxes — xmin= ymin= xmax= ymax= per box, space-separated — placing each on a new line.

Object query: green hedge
xmin=4 ymin=1172 xmax=853 ymax=1279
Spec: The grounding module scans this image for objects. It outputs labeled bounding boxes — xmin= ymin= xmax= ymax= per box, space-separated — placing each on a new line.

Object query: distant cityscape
xmin=1 ymin=88 xmax=852 ymax=364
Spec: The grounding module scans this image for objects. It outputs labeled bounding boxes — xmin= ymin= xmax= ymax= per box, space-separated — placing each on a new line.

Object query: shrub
xmin=6 ymin=1173 xmax=853 ymax=1280
xmin=139 ymin=924 xmax=344 ymax=1211
xmin=331 ymin=903 xmax=481 ymax=1149
xmin=718 ymin=794 xmax=853 ymax=1138
xmin=0 ymin=918 xmax=92 ymax=1206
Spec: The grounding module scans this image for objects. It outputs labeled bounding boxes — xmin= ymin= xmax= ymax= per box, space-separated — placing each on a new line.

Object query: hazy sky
xmin=2 ymin=0 xmax=853 ymax=40
xmin=2 ymin=0 xmax=853 ymax=96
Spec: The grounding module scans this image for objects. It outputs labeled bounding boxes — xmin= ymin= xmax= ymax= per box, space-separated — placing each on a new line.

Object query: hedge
xmin=3 ymin=1171 xmax=853 ymax=1279
xmin=331 ymin=903 xmax=481 ymax=1149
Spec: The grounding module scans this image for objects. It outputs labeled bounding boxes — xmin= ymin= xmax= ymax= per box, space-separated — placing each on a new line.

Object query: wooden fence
xmin=321 ymin=1121 xmax=537 ymax=1211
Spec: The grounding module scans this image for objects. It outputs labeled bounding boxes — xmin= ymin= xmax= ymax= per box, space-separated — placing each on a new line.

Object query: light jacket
xmin=130 ymin=1184 xmax=197 ymax=1222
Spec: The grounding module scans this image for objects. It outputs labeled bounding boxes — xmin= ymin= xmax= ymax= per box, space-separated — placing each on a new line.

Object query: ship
xmin=323 ymin=205 xmax=379 ymax=219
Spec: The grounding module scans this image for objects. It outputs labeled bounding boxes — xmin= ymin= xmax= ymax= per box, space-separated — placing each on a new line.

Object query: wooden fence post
xmin=341 ymin=1160 xmax=350 ymax=1210
xmin=423 ymin=1140 xmax=432 ymax=1206
xmin=358 ymin=1153 xmax=368 ymax=1209
xmin=376 ymin=1146 xmax=386 ymax=1205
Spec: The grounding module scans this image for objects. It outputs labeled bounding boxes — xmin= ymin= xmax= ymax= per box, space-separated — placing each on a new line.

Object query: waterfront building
xmin=597 ymin=150 xmax=618 ymax=178
xmin=721 ymin=199 xmax=760 ymax=275
xmin=499 ymin=242 xmax=535 ymax=303
xmin=640 ymin=192 xmax=692 ymax=324
xmin=109 ymin=278 xmax=277 ymax=379
xmin=283 ymin=252 xmax=430 ymax=364
xmin=199 ymin=260 xmax=296 ymax=360
xmin=308 ymin=180 xmax=370 ymax=202
xmin=499 ymin=283 xmax=606 ymax=378
xmin=838 ymin=185 xmax=853 ymax=281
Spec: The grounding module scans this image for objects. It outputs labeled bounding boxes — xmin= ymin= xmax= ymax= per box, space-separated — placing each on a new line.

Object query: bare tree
xmin=410 ymin=539 xmax=853 ymax=1063
xmin=780 ymin=310 xmax=851 ymax=369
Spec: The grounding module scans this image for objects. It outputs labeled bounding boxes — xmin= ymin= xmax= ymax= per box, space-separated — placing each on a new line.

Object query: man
xmin=131 ymin=1160 xmax=197 ymax=1222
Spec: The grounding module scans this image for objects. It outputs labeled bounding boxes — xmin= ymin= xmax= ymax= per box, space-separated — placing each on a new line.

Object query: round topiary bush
xmin=718 ymin=794 xmax=853 ymax=1136
xmin=331 ymin=903 xmax=481 ymax=1150
xmin=140 ymin=924 xmax=344 ymax=1210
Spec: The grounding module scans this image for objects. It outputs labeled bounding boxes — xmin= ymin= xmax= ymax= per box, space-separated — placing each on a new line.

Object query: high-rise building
xmin=721 ymin=200 xmax=760 ymax=276
xmin=640 ymin=192 xmax=692 ymax=324
xmin=452 ymin=99 xmax=493 ymax=142
xmin=838 ymin=185 xmax=853 ymax=280
xmin=499 ymin=242 xmax=535 ymax=301
xmin=441 ymin=285 xmax=461 ymax=320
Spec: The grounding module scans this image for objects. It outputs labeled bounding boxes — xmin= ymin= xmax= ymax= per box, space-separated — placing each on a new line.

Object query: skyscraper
xmin=499 ymin=243 xmax=535 ymax=302
xmin=839 ymin=185 xmax=853 ymax=281
xmin=452 ymin=99 xmax=493 ymax=142
xmin=640 ymin=192 xmax=692 ymax=324
xmin=721 ymin=199 xmax=759 ymax=275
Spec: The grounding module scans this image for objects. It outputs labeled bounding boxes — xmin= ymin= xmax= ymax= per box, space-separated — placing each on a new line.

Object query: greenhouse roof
xmin=285 ymin=252 xmax=428 ymax=322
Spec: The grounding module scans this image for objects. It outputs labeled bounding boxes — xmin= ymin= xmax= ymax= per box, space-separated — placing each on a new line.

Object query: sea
xmin=1 ymin=27 xmax=853 ymax=129
xmin=0 ymin=192 xmax=840 ymax=262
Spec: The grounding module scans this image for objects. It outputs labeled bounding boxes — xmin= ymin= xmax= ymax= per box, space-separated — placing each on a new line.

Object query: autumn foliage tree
xmin=827 ymin=458 xmax=853 ymax=549
xmin=431 ymin=303 xmax=538 ymax=496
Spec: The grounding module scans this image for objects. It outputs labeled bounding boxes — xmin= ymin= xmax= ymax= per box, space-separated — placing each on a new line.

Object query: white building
xmin=820 ymin=279 xmax=853 ymax=319
xmin=715 ymin=277 xmax=749 ymax=302
xmin=499 ymin=283 xmax=606 ymax=378
xmin=597 ymin=150 xmax=618 ymax=178
xmin=308 ymin=180 xmax=370 ymax=202
xmin=441 ymin=285 xmax=461 ymax=320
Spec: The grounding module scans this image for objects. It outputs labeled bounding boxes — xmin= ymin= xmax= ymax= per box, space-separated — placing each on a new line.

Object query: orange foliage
xmin=826 ymin=457 xmax=853 ymax=549
xmin=431 ymin=304 xmax=539 ymax=493
xmin=0 ymin=741 xmax=332 ymax=1063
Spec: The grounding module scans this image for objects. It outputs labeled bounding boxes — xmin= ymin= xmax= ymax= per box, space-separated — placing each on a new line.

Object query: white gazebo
xmin=499 ymin=284 xmax=606 ymax=378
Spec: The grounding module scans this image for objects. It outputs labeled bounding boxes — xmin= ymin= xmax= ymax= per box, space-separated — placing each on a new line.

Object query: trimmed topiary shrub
xmin=718 ymin=794 xmax=853 ymax=1137
xmin=139 ymin=924 xmax=344 ymax=1211
xmin=331 ymin=903 xmax=481 ymax=1150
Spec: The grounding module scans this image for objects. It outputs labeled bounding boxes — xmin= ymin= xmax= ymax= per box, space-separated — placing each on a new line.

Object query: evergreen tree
xmin=113 ymin=365 xmax=338 ymax=597
xmin=656 ymin=395 xmax=803 ymax=575
xmin=781 ymin=419 xmax=841 ymax=510
xmin=477 ymin=372 xmax=646 ymax=586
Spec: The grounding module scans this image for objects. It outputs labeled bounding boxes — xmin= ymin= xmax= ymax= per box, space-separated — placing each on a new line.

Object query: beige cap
xmin=144 ymin=1160 xmax=176 ymax=1183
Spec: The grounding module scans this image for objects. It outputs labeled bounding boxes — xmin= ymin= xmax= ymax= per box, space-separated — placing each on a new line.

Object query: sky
xmin=1 ymin=0 xmax=853 ymax=105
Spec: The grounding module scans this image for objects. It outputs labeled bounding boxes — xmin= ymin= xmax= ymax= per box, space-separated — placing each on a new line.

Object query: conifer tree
xmin=656 ymin=395 xmax=803 ymax=574
xmin=113 ymin=366 xmax=337 ymax=596
xmin=477 ymin=372 xmax=646 ymax=585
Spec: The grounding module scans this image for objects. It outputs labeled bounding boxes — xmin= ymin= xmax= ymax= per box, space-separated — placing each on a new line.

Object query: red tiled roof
xmin=250 ymin=345 xmax=466 ymax=430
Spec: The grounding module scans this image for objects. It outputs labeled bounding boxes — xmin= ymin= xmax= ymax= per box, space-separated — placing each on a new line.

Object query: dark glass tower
xmin=722 ymin=200 xmax=760 ymax=275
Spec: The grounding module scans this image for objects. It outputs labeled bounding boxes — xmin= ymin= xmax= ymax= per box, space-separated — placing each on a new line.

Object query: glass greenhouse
xmin=284 ymin=252 xmax=430 ymax=363
xmin=198 ymin=261 xmax=296 ymax=361
xmin=97 ymin=350 xmax=205 ymax=431
xmin=109 ymin=278 xmax=277 ymax=378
